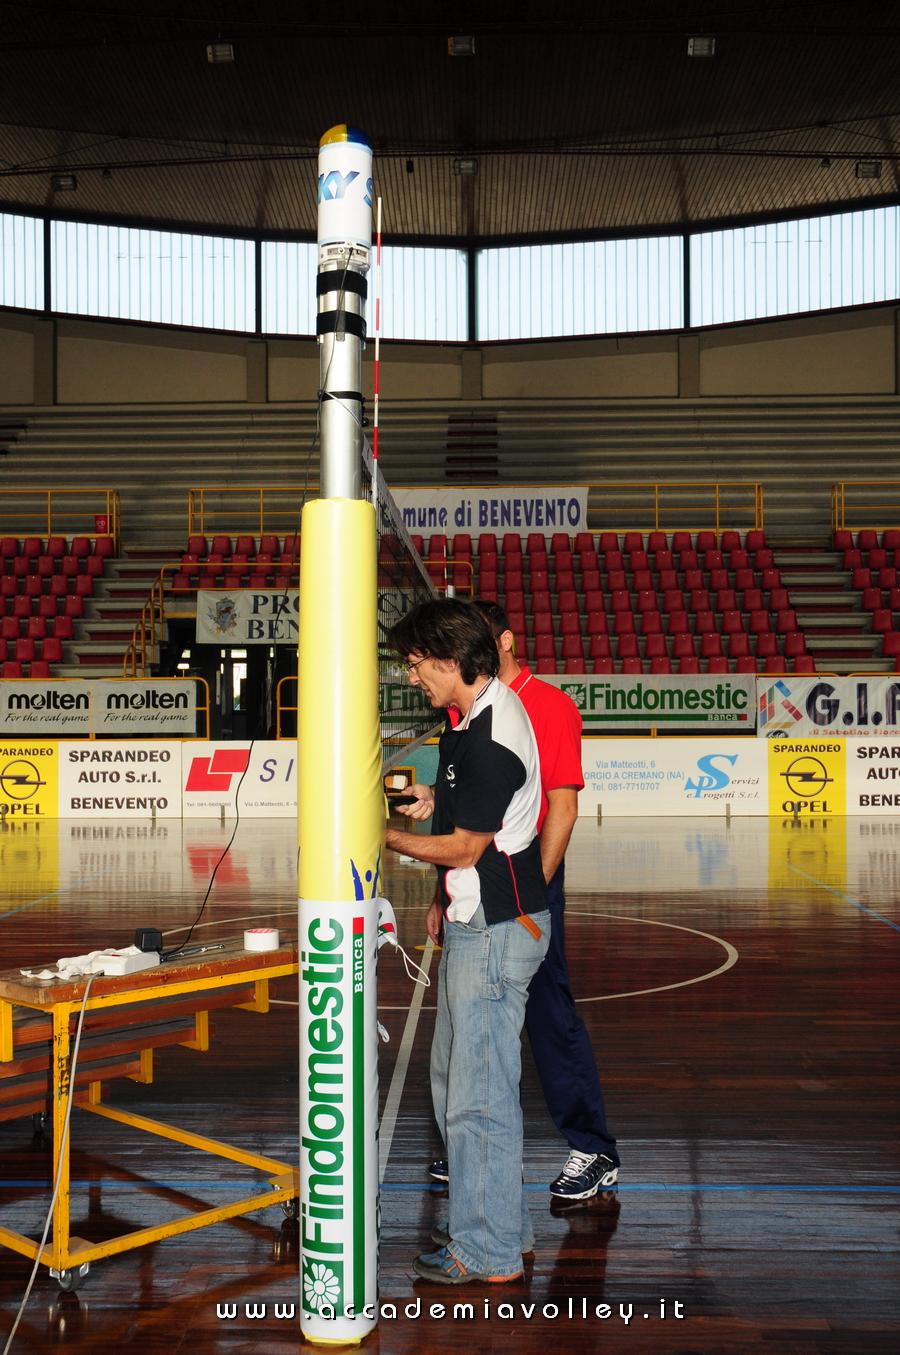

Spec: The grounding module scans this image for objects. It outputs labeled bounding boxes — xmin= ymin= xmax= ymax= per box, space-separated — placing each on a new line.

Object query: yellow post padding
xmin=298 ymin=498 xmax=384 ymax=902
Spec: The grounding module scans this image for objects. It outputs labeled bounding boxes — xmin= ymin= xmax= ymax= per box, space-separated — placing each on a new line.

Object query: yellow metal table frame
xmin=0 ymin=944 xmax=299 ymax=1287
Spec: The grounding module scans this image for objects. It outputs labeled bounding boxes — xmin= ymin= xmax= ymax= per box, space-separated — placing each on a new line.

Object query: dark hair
xmin=471 ymin=598 xmax=511 ymax=640
xmin=388 ymin=598 xmax=499 ymax=685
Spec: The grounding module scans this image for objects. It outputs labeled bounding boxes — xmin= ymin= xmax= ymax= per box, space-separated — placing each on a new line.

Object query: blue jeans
xmin=430 ymin=905 xmax=551 ymax=1277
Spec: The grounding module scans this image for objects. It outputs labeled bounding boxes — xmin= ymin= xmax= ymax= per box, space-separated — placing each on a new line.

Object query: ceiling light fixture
xmin=452 ymin=158 xmax=478 ymax=176
xmin=206 ymin=41 xmax=235 ymax=64
xmin=855 ymin=159 xmax=882 ymax=180
xmin=447 ymin=36 xmax=476 ymax=57
xmin=687 ymin=35 xmax=716 ymax=57
xmin=50 ymin=173 xmax=77 ymax=191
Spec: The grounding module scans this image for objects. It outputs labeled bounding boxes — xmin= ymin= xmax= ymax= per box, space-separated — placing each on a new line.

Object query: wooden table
xmin=0 ymin=940 xmax=299 ymax=1290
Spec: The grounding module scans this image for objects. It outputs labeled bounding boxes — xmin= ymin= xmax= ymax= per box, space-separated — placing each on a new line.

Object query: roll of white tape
xmin=244 ymin=927 xmax=279 ymax=953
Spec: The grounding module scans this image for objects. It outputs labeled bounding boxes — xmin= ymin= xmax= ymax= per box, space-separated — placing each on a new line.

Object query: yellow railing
xmin=0 ymin=488 xmax=121 ymax=546
xmin=588 ymin=480 xmax=763 ymax=534
xmin=188 ymin=487 xmax=313 ymax=539
xmin=831 ymin=481 xmax=900 ymax=533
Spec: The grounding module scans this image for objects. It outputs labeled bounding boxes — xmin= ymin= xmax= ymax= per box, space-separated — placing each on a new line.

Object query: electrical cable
xmin=2 ymin=975 xmax=95 ymax=1355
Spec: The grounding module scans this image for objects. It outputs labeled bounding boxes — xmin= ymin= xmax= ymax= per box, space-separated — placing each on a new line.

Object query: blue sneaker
xmin=413 ymin=1246 xmax=523 ymax=1285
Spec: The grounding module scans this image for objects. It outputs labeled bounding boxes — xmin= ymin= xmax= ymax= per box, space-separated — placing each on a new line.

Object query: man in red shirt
xmin=399 ymin=599 xmax=619 ymax=1200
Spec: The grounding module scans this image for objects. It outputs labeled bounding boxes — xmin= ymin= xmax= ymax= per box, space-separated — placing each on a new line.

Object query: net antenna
xmin=371 ymin=196 xmax=382 ymax=507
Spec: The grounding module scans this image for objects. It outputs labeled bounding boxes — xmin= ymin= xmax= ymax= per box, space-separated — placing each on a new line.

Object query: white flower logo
xmin=303 ymin=1261 xmax=340 ymax=1312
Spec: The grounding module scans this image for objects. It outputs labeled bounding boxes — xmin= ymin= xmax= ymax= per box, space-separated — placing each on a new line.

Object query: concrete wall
xmin=0 ymin=303 xmax=897 ymax=404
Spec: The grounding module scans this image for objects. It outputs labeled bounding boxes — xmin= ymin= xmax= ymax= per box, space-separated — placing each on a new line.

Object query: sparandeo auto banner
xmin=0 ymin=680 xmax=197 ymax=736
xmin=58 ymin=742 xmax=183 ymax=817
xmin=543 ymin=674 xmax=755 ymax=730
xmin=196 ymin=590 xmax=299 ymax=645
xmin=580 ymin=739 xmax=766 ymax=816
xmin=182 ymin=740 xmax=296 ymax=817
xmin=847 ymin=738 xmax=900 ymax=813
xmin=756 ymin=675 xmax=900 ymax=738
xmin=767 ymin=739 xmax=846 ymax=816
xmin=390 ymin=486 xmax=589 ymax=537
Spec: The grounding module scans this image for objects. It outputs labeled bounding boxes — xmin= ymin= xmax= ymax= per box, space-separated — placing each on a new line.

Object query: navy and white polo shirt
xmin=433 ymin=677 xmax=546 ymax=926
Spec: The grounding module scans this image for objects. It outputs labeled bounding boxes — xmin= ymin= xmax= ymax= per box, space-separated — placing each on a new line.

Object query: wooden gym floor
xmin=0 ymin=814 xmax=898 ymax=1354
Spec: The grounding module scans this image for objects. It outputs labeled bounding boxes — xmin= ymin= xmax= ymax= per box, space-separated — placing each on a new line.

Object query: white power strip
xmin=102 ymin=950 xmax=161 ymax=977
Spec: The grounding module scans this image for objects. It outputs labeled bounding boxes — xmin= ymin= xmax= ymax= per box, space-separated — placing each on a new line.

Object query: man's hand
xmin=391 ymin=783 xmax=435 ymax=822
xmin=425 ymin=898 xmax=444 ymax=945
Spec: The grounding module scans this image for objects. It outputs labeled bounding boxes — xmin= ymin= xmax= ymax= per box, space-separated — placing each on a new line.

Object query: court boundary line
xmin=787 ymin=863 xmax=900 ymax=934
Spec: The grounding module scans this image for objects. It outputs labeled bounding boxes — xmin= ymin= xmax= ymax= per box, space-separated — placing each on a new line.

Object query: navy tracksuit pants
xmin=523 ymin=863 xmax=619 ymax=1164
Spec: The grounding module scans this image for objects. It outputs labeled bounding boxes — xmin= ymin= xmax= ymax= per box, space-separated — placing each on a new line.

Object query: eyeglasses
xmin=403 ymin=655 xmax=430 ymax=675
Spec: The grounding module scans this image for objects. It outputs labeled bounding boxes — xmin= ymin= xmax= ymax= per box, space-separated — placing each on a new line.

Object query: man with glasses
xmin=400 ymin=599 xmax=619 ymax=1202
xmin=384 ymin=599 xmax=550 ymax=1285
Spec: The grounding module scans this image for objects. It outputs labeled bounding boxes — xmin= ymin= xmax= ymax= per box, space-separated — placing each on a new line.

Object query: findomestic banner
xmin=0 ymin=680 xmax=197 ymax=736
xmin=580 ymin=739 xmax=766 ymax=816
xmin=756 ymin=675 xmax=900 ymax=737
xmin=58 ymin=741 xmax=183 ymax=817
xmin=542 ymin=674 xmax=755 ymax=730
xmin=196 ymin=590 xmax=299 ymax=645
xmin=390 ymin=486 xmax=589 ymax=537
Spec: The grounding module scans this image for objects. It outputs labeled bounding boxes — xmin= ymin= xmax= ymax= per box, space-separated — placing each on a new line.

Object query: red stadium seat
xmin=574 ymin=532 xmax=594 ymax=554
xmin=720 ymin=531 xmax=741 ymax=553
xmin=721 ymin=610 xmax=743 ymax=635
xmin=38 ymin=595 xmax=57 ymax=619
xmin=657 ymin=568 xmax=679 ymax=593
xmin=662 ymin=588 xmax=684 ymax=614
xmin=623 ymin=531 xmax=644 ymax=553
xmin=775 ymin=609 xmax=798 ymax=634
xmin=653 ymin=549 xmax=674 ymax=573
xmin=53 ymin=616 xmax=74 ymax=640
xmin=753 ymin=548 xmax=775 ymax=571
xmin=64 ymin=596 xmax=84 ymax=618
xmin=94 ymin=537 xmax=115 ymax=559
xmin=29 ymin=660 xmax=50 ymax=678
xmin=12 ymin=596 xmax=30 ymax=619
xmin=672 ymin=634 xmax=695 ymax=660
xmin=536 ymin=658 xmax=558 ymax=674
xmin=645 ymin=633 xmax=667 ymax=659
xmin=882 ymin=529 xmax=900 ymax=552
xmin=14 ymin=637 xmax=35 ymax=663
xmin=646 ymin=531 xmax=667 ymax=553
xmin=589 ymin=634 xmax=611 ymax=660
xmin=700 ymin=633 xmax=722 ymax=658
xmin=696 ymin=531 xmax=716 ymax=553
xmin=555 ymin=566 xmax=575 ymax=593
xmin=783 ymin=633 xmax=807 ymax=658
xmin=714 ymin=588 xmax=737 ymax=613
xmin=628 ymin=549 xmax=649 ymax=573
xmin=707 ymin=568 xmax=728 ymax=593
xmin=563 ymin=658 xmax=584 ymax=674
xmin=682 ymin=568 xmax=703 ymax=593
xmin=703 ymin=549 xmax=724 ymax=572
xmin=649 ymin=657 xmax=672 ymax=673
xmin=560 ymin=612 xmax=581 ymax=636
xmin=694 ymin=611 xmax=716 ymax=636
xmin=735 ymin=656 xmax=758 ymax=674
xmin=882 ymin=633 xmax=900 ymax=658
xmin=763 ymin=656 xmax=787 ymax=674
xmin=793 ymin=655 xmax=817 ymax=673
xmin=688 ymin=588 xmax=711 ymax=613
xmin=591 ymin=657 xmax=614 ymax=674
xmin=0 ymin=617 xmax=18 ymax=641
xmin=833 ymin=529 xmax=853 ymax=551
xmin=671 ymin=531 xmax=692 ymax=553
xmin=74 ymin=575 xmax=94 ymax=597
xmin=526 ymin=589 xmax=547 ymax=612
xmin=597 ymin=532 xmax=619 ymax=554
xmin=603 ymin=550 xmax=624 ymax=573
xmin=581 ymin=566 xmax=601 ymax=592
xmin=741 ymin=587 xmax=764 ymax=612
xmin=678 ymin=549 xmax=699 ymax=571
xmin=23 ymin=575 xmax=41 ymax=598
xmin=26 ymin=617 xmax=47 ymax=640
xmin=41 ymin=634 xmax=63 ymax=661
xmin=745 ymin=530 xmax=766 ymax=552
xmin=749 ymin=609 xmax=771 ymax=634
xmin=561 ymin=635 xmax=584 ymax=660
xmin=586 ymin=611 xmax=608 ymax=637
xmin=728 ymin=633 xmax=750 ymax=659
xmin=760 ymin=567 xmax=782 ymax=592
xmin=23 ymin=537 xmax=43 ymax=558
xmin=533 ymin=613 xmax=554 ymax=637
xmin=755 ymin=633 xmax=778 ymax=659
xmin=478 ymin=533 xmax=498 ymax=558
xmin=707 ymin=656 xmax=729 ymax=674
xmin=857 ymin=529 xmax=878 ymax=553
xmin=610 ymin=588 xmax=631 ymax=613
xmin=637 ymin=589 xmax=658 ymax=614
xmin=667 ymin=611 xmax=690 ymax=636
xmin=632 ymin=569 xmax=653 ymax=593
xmin=2 ymin=661 xmax=23 ymax=678
xmin=606 ymin=569 xmax=627 ymax=592
xmin=872 ymin=609 xmax=893 ymax=634
xmin=501 ymin=533 xmax=521 ymax=557
xmin=727 ymin=548 xmax=750 ymax=571
xmin=0 ymin=537 xmax=18 ymax=559
xmin=526 ymin=532 xmax=546 ymax=556
xmin=617 ymin=634 xmax=639 ymax=659
xmin=620 ymin=656 xmax=643 ymax=674
xmin=210 ymin=535 xmax=232 ymax=557
xmin=861 ymin=587 xmax=883 ymax=611
xmin=767 ymin=587 xmax=790 ymax=612
xmin=611 ymin=612 xmax=635 ymax=635
xmin=641 ymin=612 xmax=662 ymax=636
xmin=678 ymin=656 xmax=700 ymax=674
xmin=557 ymin=588 xmax=578 ymax=613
